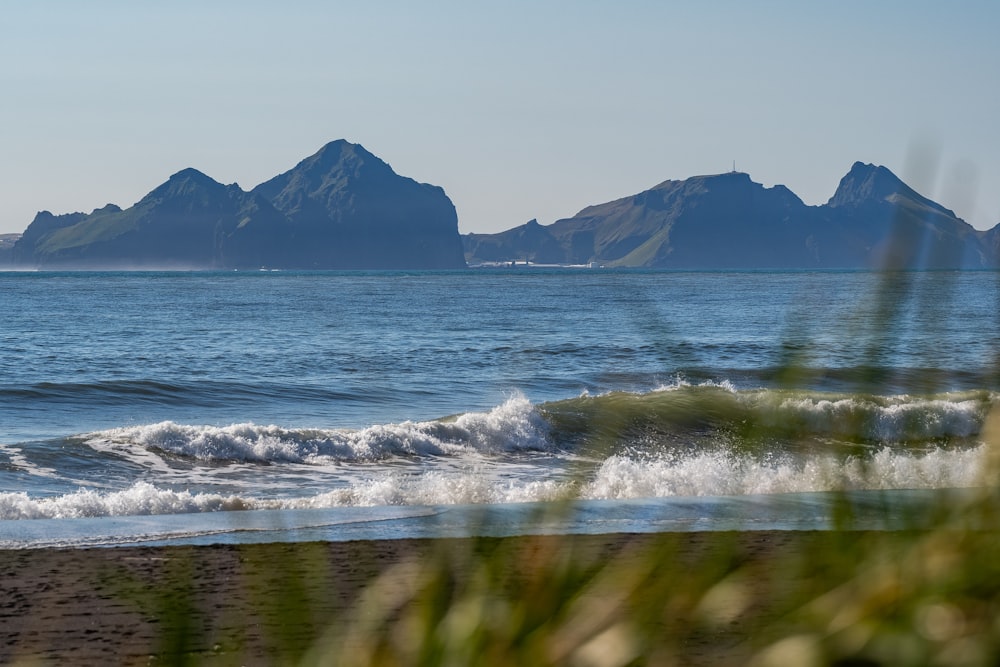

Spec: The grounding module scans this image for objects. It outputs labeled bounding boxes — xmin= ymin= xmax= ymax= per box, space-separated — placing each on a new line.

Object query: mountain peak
xmin=652 ymin=170 xmax=753 ymax=190
xmin=135 ymin=168 xmax=229 ymax=210
xmin=314 ymin=138 xmax=362 ymax=156
xmin=645 ymin=170 xmax=803 ymax=209
xmin=253 ymin=140 xmax=396 ymax=201
xmin=827 ymin=162 xmax=900 ymax=208
xmin=251 ymin=139 xmax=413 ymax=219
xmin=167 ymin=167 xmax=218 ymax=184
xmin=301 ymin=139 xmax=382 ymax=171
xmin=827 ymin=162 xmax=952 ymax=217
xmin=702 ymin=170 xmax=753 ymax=183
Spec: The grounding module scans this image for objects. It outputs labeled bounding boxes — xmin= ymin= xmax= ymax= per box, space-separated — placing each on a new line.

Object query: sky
xmin=2 ymin=1 xmax=999 ymax=236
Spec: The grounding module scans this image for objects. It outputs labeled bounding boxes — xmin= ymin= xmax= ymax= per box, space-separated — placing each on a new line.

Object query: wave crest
xmin=0 ymin=481 xmax=248 ymax=521
xmin=89 ymin=394 xmax=550 ymax=464
xmin=543 ymin=386 xmax=996 ymax=447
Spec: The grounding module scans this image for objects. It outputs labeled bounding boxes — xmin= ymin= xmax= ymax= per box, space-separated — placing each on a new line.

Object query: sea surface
xmin=1 ymin=269 xmax=997 ymax=548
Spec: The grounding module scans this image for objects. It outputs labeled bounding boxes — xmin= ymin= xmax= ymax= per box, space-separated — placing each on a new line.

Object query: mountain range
xmin=3 ymin=150 xmax=999 ymax=270
xmin=463 ymin=162 xmax=1000 ymax=269
xmin=6 ymin=140 xmax=466 ymax=269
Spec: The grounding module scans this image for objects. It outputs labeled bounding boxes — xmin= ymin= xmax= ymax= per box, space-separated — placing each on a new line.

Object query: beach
xmin=3 ymin=271 xmax=998 ymax=665
xmin=0 ymin=530 xmax=821 ymax=666
xmin=3 ymin=514 xmax=999 ymax=666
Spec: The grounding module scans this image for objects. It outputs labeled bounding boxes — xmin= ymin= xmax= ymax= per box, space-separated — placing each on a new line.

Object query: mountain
xmin=463 ymin=163 xmax=1000 ymax=269
xmin=821 ymin=162 xmax=988 ymax=269
xmin=9 ymin=141 xmax=465 ymax=269
xmin=462 ymin=219 xmax=567 ymax=265
xmin=8 ymin=155 xmax=999 ymax=270
xmin=252 ymin=141 xmax=464 ymax=269
xmin=11 ymin=171 xmax=288 ymax=269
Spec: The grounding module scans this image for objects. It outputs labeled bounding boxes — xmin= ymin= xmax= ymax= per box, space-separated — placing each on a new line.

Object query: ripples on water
xmin=0 ymin=270 xmax=997 ymax=542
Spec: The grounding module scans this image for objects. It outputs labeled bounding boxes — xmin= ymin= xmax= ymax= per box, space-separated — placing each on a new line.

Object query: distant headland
xmin=463 ymin=162 xmax=1000 ymax=270
xmin=2 ymin=147 xmax=999 ymax=270
xmin=3 ymin=141 xmax=466 ymax=270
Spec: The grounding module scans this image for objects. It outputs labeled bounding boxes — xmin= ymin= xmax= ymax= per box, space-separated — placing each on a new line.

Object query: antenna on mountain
xmin=732 ymin=160 xmax=736 ymax=173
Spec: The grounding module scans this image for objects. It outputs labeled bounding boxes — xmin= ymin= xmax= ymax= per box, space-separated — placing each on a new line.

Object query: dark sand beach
xmin=4 ymin=527 xmax=996 ymax=666
xmin=0 ymin=531 xmax=820 ymax=666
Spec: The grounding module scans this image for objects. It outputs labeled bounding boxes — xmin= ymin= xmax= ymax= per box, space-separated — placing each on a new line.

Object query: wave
xmin=2 ymin=385 xmax=996 ymax=522
xmin=79 ymin=385 xmax=996 ymax=468
xmin=0 ymin=482 xmax=250 ymax=520
xmin=0 ymin=443 xmax=988 ymax=521
xmin=86 ymin=395 xmax=550 ymax=464
xmin=0 ymin=379 xmax=373 ymax=408
xmin=542 ymin=383 xmax=995 ymax=450
xmin=584 ymin=446 xmax=984 ymax=499
xmin=2 ymin=379 xmax=237 ymax=403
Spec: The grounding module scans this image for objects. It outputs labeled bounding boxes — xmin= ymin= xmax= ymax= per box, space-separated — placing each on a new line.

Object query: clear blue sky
xmin=2 ymin=1 xmax=998 ymax=235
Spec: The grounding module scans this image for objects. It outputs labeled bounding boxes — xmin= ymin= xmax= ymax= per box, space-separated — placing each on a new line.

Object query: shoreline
xmin=5 ymin=514 xmax=1000 ymax=666
xmin=2 ymin=488 xmax=968 ymax=550
xmin=4 ymin=525 xmax=1000 ymax=665
xmin=0 ymin=530 xmax=824 ymax=666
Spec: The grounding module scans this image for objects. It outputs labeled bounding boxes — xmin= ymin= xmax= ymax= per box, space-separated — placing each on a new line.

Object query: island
xmin=463 ymin=162 xmax=1000 ymax=270
xmin=6 ymin=141 xmax=467 ymax=270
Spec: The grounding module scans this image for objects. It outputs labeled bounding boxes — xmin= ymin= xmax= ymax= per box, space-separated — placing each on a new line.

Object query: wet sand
xmin=0 ymin=531 xmax=820 ymax=666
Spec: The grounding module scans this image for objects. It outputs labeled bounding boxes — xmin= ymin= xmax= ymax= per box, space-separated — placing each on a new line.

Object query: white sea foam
xmin=88 ymin=394 xmax=549 ymax=465
xmin=654 ymin=377 xmax=739 ymax=393
xmin=81 ymin=389 xmax=994 ymax=476
xmin=0 ymin=482 xmax=248 ymax=521
xmin=280 ymin=472 xmax=569 ymax=510
xmin=4 ymin=390 xmax=994 ymax=522
xmin=0 ymin=444 xmax=61 ymax=479
xmin=581 ymin=446 xmax=985 ymax=499
xmin=0 ymin=443 xmax=988 ymax=521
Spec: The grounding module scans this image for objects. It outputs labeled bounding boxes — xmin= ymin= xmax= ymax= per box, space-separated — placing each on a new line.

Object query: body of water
xmin=1 ymin=269 xmax=997 ymax=547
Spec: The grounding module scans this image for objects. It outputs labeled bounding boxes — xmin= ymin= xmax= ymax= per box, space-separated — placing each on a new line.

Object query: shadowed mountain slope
xmin=10 ymin=141 xmax=465 ymax=270
xmin=252 ymin=140 xmax=464 ymax=269
xmin=463 ymin=163 xmax=999 ymax=269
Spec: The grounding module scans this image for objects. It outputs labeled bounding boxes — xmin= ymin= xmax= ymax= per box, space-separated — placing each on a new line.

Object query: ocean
xmin=1 ymin=269 xmax=997 ymax=548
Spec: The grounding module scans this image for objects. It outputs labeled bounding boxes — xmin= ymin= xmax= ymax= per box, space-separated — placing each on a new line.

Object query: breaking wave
xmin=87 ymin=395 xmax=550 ymax=464
xmin=542 ymin=384 xmax=994 ymax=448
xmin=1 ymin=385 xmax=996 ymax=521
xmin=0 ymin=444 xmax=990 ymax=521
xmin=79 ymin=386 xmax=997 ymax=468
